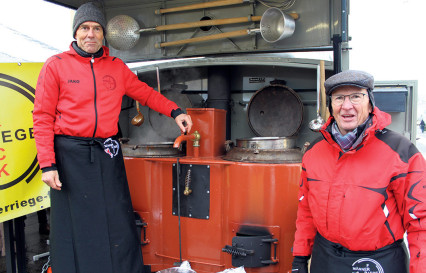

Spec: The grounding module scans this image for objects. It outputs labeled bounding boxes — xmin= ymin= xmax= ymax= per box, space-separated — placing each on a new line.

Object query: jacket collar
xmin=66 ymin=42 xmax=110 ymax=60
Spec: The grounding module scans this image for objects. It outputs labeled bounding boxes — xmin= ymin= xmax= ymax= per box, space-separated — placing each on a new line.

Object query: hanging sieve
xmin=106 ymin=15 xmax=141 ymax=50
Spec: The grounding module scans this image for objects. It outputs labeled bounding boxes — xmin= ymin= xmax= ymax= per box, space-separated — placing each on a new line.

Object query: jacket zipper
xmin=90 ymin=55 xmax=98 ymax=137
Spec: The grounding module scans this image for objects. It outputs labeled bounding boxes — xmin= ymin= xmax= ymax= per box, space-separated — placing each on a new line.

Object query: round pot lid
xmin=148 ymin=89 xmax=192 ymax=140
xmin=247 ymin=84 xmax=303 ymax=137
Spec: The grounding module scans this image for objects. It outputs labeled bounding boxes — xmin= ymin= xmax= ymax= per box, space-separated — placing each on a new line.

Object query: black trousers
xmin=50 ymin=135 xmax=144 ymax=273
xmin=310 ymin=233 xmax=409 ymax=273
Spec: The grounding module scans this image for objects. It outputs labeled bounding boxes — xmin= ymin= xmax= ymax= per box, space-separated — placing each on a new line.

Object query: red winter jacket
xmin=33 ymin=44 xmax=179 ymax=169
xmin=293 ymin=107 xmax=426 ymax=273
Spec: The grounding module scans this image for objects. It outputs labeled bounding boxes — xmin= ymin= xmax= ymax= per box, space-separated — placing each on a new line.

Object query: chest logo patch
xmin=103 ymin=75 xmax=116 ymax=90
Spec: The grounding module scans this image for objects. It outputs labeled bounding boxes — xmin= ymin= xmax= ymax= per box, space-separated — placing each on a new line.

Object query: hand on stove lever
xmin=175 ymin=113 xmax=192 ymax=134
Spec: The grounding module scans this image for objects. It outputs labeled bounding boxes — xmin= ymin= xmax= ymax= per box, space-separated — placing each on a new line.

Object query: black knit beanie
xmin=73 ymin=2 xmax=106 ymax=38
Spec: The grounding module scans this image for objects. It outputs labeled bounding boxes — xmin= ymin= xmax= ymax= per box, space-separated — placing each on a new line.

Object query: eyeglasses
xmin=331 ymin=93 xmax=368 ymax=106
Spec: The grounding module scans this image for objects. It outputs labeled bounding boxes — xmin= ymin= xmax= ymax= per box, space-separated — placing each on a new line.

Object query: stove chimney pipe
xmin=207 ymin=66 xmax=231 ymax=140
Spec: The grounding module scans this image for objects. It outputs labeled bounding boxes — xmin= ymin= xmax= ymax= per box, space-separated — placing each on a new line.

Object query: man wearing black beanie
xmin=33 ymin=2 xmax=192 ymax=273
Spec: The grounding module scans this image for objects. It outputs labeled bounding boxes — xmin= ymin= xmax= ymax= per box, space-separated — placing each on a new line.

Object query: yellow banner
xmin=0 ymin=63 xmax=50 ymax=222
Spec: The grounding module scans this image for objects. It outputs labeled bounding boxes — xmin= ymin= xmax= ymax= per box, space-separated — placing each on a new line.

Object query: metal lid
xmin=247 ymin=84 xmax=303 ymax=137
xmin=222 ymin=136 xmax=302 ymax=163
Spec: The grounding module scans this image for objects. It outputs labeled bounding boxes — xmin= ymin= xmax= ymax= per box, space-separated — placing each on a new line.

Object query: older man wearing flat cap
xmin=290 ymin=70 xmax=426 ymax=273
xmin=33 ymin=2 xmax=192 ymax=272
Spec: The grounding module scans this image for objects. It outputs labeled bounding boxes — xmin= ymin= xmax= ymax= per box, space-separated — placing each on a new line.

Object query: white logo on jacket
xmin=103 ymin=138 xmax=120 ymax=158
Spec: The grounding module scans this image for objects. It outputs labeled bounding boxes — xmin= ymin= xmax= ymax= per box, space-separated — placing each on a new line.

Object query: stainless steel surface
xmin=102 ymin=0 xmax=341 ymax=61
xmin=106 ymin=15 xmax=140 ymax=50
xmin=121 ymin=142 xmax=185 ymax=157
xmin=47 ymin=0 xmax=345 ymax=60
xmin=247 ymin=84 xmax=303 ymax=137
xmin=129 ymin=54 xmax=333 ymax=72
xmin=308 ymin=116 xmax=325 ymax=131
xmin=236 ymin=136 xmax=297 ymax=150
xmin=260 ymin=8 xmax=295 ymax=43
xmin=128 ymin=57 xmax=333 ymax=149
xmin=223 ymin=136 xmax=302 ymax=163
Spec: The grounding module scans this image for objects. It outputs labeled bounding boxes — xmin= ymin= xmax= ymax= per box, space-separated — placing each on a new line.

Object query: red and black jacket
xmin=293 ymin=107 xmax=426 ymax=273
xmin=33 ymin=43 xmax=179 ymax=169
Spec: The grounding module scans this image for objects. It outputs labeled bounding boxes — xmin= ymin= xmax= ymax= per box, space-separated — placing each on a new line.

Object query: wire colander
xmin=106 ymin=15 xmax=140 ymax=50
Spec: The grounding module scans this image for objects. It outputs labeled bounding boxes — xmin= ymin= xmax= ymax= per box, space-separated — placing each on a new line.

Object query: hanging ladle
xmin=130 ymin=67 xmax=161 ymax=127
xmin=309 ymin=60 xmax=326 ymax=132
xmin=131 ymin=101 xmax=144 ymax=126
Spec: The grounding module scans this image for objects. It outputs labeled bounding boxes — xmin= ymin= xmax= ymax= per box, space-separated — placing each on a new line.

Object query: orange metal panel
xmin=124 ymin=107 xmax=301 ymax=273
xmin=185 ymin=108 xmax=226 ymax=158
xmin=125 ymin=157 xmax=301 ymax=273
xmin=224 ymin=162 xmax=301 ymax=273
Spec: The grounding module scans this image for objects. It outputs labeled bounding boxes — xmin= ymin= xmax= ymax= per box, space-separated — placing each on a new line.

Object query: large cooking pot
xmin=121 ymin=142 xmax=185 ymax=158
xmin=223 ymin=136 xmax=302 ymax=163
xmin=247 ymin=84 xmax=303 ymax=137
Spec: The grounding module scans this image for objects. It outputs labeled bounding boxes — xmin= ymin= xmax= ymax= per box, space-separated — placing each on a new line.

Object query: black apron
xmin=310 ymin=233 xmax=409 ymax=273
xmin=50 ymin=135 xmax=145 ymax=273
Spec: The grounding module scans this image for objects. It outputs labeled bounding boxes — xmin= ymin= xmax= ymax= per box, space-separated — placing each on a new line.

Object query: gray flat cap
xmin=73 ymin=2 xmax=106 ymax=38
xmin=324 ymin=70 xmax=374 ymax=95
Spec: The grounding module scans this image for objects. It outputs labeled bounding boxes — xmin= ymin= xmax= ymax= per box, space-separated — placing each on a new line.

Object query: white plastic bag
xmin=217 ymin=266 xmax=246 ymax=273
xmin=156 ymin=261 xmax=196 ymax=273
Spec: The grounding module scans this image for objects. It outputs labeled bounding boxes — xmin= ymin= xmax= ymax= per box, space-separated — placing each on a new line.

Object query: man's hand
xmin=291 ymin=256 xmax=310 ymax=273
xmin=175 ymin=113 xmax=193 ymax=133
xmin=42 ymin=170 xmax=62 ymax=191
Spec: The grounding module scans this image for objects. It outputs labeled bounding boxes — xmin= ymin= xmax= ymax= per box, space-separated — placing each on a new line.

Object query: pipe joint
xmin=173 ymin=131 xmax=201 ymax=149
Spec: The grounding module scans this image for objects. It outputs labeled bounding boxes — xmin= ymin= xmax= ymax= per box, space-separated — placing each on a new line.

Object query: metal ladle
xmin=130 ymin=67 xmax=161 ymax=127
xmin=309 ymin=60 xmax=326 ymax=132
xmin=131 ymin=101 xmax=144 ymax=127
